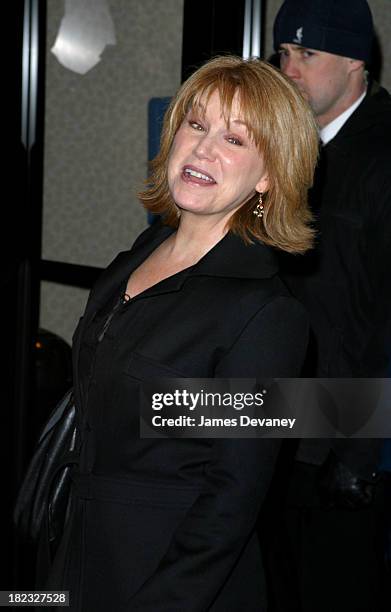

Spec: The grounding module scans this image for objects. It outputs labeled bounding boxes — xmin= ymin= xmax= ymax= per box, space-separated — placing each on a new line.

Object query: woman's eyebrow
xmin=189 ymin=104 xmax=249 ymax=129
xmin=231 ymin=120 xmax=248 ymax=126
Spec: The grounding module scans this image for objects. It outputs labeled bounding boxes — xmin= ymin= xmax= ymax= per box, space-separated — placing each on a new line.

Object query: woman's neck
xmin=166 ymin=213 xmax=231 ymax=263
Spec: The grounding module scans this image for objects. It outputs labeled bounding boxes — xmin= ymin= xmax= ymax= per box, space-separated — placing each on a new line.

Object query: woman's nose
xmin=194 ymin=134 xmax=217 ymax=161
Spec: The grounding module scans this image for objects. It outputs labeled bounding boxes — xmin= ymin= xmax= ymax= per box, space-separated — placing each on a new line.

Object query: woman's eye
xmin=189 ymin=121 xmax=204 ymax=131
xmin=227 ymin=136 xmax=242 ymax=146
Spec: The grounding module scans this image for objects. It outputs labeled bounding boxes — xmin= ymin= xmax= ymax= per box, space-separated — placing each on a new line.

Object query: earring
xmin=253 ymin=192 xmax=264 ymax=218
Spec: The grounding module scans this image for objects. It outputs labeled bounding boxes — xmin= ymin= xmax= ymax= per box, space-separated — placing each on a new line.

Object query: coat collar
xmin=188 ymin=228 xmax=278 ymax=280
xmin=83 ymin=220 xmax=279 ymax=319
xmin=327 ymin=80 xmax=391 ymax=146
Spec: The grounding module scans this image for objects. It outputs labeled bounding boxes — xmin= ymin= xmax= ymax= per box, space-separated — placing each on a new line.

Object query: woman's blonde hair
xmin=139 ymin=55 xmax=319 ymax=253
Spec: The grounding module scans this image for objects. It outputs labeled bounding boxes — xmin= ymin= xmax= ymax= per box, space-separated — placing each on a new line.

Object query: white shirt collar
xmin=319 ymin=89 xmax=367 ymax=145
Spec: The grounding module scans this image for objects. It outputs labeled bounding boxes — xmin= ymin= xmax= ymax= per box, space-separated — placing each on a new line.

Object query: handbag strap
xmin=38 ymin=389 xmax=74 ymax=443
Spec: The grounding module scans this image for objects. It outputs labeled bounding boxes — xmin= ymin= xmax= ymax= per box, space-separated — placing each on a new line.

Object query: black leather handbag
xmin=13 ymin=388 xmax=80 ymax=547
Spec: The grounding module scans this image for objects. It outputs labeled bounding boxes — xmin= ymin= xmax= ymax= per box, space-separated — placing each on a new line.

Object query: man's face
xmin=278 ymin=43 xmax=355 ymax=127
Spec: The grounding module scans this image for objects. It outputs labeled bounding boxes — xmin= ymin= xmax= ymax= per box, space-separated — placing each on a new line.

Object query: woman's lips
xmin=182 ymin=165 xmax=216 ymax=185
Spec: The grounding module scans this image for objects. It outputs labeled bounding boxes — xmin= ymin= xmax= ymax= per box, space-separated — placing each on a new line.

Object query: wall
xmin=40 ymin=0 xmax=183 ymax=344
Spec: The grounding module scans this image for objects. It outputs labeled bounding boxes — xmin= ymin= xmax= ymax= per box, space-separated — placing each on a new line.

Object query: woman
xmin=44 ymin=56 xmax=318 ymax=611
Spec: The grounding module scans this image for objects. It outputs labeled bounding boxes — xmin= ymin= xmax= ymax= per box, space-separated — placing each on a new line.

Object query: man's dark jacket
xmin=281 ymin=81 xmax=391 ymax=477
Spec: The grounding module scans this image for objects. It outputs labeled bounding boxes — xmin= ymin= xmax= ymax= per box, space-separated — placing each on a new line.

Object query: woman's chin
xmin=175 ymin=202 xmax=211 ymax=216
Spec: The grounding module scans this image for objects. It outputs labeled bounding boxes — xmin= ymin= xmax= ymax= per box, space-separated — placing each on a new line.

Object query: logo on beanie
xmin=293 ymin=26 xmax=303 ymax=44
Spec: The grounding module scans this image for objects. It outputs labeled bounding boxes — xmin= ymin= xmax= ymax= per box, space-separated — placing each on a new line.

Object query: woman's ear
xmin=256 ymin=174 xmax=269 ymax=195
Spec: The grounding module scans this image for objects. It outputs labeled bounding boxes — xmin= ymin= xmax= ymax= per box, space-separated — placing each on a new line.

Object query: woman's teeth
xmin=184 ymin=168 xmax=215 ymax=183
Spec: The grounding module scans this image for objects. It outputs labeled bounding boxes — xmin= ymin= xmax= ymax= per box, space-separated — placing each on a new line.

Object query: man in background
xmin=265 ymin=1 xmax=391 ymax=610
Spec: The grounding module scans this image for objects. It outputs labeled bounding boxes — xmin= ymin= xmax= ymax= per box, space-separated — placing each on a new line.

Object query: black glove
xmin=318 ymin=452 xmax=378 ymax=510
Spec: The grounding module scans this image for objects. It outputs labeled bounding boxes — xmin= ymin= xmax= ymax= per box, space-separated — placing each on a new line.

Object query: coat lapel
xmin=72 ymin=221 xmax=279 ymax=422
xmin=73 ymin=222 xmax=175 ymax=420
xmin=82 ymin=223 xmax=175 ymax=326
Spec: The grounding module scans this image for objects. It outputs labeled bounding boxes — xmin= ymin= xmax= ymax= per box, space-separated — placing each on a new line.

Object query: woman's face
xmin=167 ymin=90 xmax=269 ymax=221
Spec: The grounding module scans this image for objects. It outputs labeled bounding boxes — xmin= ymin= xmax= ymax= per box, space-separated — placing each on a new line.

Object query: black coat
xmin=281 ymin=81 xmax=391 ymax=476
xmin=44 ymin=221 xmax=309 ymax=611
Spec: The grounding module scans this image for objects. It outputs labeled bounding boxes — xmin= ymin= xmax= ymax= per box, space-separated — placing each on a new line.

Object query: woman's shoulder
xmin=206 ymin=275 xmax=309 ymax=343
xmin=227 ymin=274 xmax=308 ymax=336
xmin=259 ymin=292 xmax=309 ymax=326
xmin=233 ymin=272 xmax=302 ymax=307
xmin=263 ymin=274 xmax=309 ymax=321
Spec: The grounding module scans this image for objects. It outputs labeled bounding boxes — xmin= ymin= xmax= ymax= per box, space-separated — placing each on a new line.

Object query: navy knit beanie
xmin=273 ymin=0 xmax=374 ymax=62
